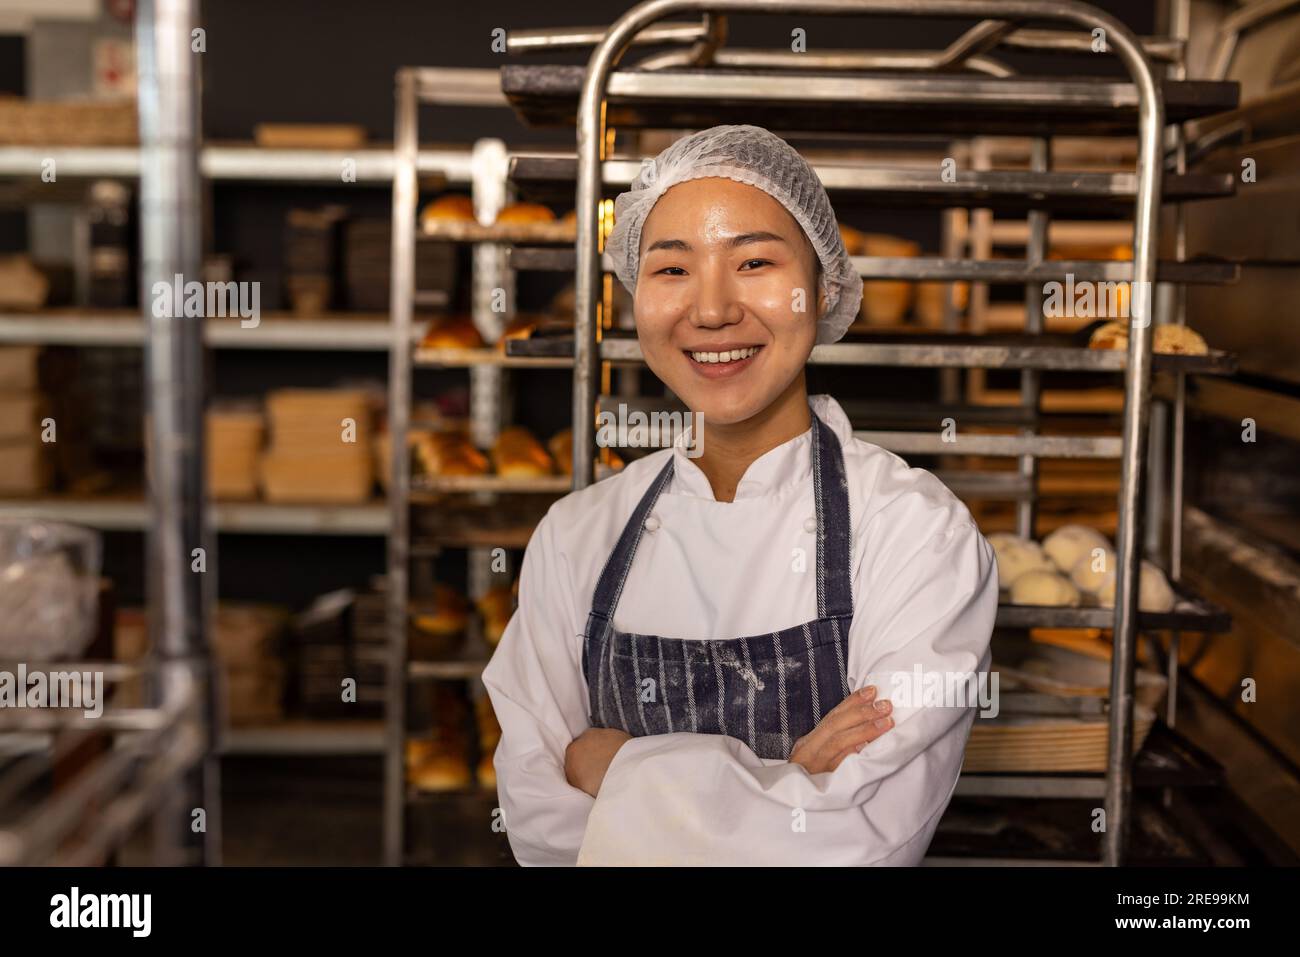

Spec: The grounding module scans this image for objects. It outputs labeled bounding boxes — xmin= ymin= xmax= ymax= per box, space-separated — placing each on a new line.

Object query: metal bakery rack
xmin=491 ymin=0 xmax=1243 ymax=865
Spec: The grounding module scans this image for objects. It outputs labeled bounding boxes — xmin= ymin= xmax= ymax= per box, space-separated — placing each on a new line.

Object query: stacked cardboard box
xmin=212 ymin=604 xmax=288 ymax=727
xmin=259 ymin=389 xmax=375 ymax=503
xmin=207 ymin=406 xmax=265 ymax=501
xmin=0 ymin=347 xmax=52 ymax=495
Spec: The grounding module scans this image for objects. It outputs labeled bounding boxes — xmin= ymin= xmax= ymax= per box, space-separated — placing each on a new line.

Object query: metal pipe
xmin=1001 ymin=28 xmax=1182 ymax=61
xmin=636 ymin=46 xmax=1015 ymax=75
xmin=575 ymin=2 xmax=1166 ymax=871
xmin=935 ymin=19 xmax=1021 ymax=70
xmin=1017 ymin=138 xmax=1048 ymax=539
xmin=135 ymin=0 xmax=218 ymax=867
xmin=506 ymin=20 xmax=710 ymax=51
xmin=384 ymin=68 xmax=419 ymax=868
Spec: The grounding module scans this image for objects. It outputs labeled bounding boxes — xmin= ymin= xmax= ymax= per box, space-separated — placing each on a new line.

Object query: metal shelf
xmin=858 ymin=430 xmax=1122 ymax=458
xmin=508 ymin=246 xmax=1241 ymax=284
xmin=413 ymin=346 xmax=572 ymax=368
xmin=995 ymin=586 xmax=1232 ymax=632
xmin=217 ymin=720 xmax=386 ymax=756
xmin=509 ymin=153 xmax=1235 ymax=210
xmin=0 ymin=497 xmax=389 ymax=535
xmin=0 ymin=312 xmax=420 ymax=350
xmin=0 ymin=143 xmax=483 ymax=185
xmin=507 ymin=331 xmax=1239 ymax=375
xmin=501 ymin=65 xmax=1238 ymax=135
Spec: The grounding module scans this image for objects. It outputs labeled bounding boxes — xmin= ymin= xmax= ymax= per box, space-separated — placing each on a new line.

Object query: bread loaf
xmin=491 ymin=426 xmax=553 ymax=478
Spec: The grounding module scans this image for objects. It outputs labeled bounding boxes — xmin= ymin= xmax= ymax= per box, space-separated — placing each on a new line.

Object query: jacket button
xmin=804 ymin=517 xmax=816 ymax=534
xmin=644 ymin=515 xmax=660 ymax=532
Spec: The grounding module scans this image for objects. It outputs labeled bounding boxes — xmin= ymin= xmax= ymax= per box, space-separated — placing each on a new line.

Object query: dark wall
xmin=198 ymin=0 xmax=1155 ymax=143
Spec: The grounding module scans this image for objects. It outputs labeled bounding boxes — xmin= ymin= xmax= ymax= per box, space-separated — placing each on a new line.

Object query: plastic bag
xmin=0 ymin=520 xmax=102 ymax=660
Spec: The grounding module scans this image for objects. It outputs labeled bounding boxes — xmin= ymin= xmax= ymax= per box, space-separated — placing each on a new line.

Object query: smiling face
xmin=633 ymin=177 xmax=825 ymax=426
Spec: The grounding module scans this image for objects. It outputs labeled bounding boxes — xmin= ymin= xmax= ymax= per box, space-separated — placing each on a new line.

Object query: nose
xmin=690 ymin=261 xmax=743 ymax=329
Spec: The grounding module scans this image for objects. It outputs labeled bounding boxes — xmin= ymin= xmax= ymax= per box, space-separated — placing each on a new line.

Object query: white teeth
xmin=688 ymin=346 xmax=759 ymax=364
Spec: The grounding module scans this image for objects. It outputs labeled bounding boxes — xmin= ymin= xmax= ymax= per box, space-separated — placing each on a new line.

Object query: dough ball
xmin=1043 ymin=524 xmax=1113 ymax=574
xmin=1154 ymin=324 xmax=1208 ymax=355
xmin=1010 ymin=570 xmax=1082 ymax=607
xmin=1069 ymin=546 xmax=1117 ymax=594
xmin=1088 ymin=320 xmax=1128 ymax=350
xmin=987 ymin=533 xmax=1054 ymax=590
xmin=1097 ymin=560 xmax=1176 ymax=612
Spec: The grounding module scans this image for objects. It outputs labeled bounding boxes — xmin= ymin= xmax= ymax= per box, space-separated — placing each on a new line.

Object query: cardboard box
xmin=0 ymin=392 xmax=45 ymax=441
xmin=0 ymin=438 xmax=51 ymax=494
xmin=0 ymin=346 xmax=41 ymax=392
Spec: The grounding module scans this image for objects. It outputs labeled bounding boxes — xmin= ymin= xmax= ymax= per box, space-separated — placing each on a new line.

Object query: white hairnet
xmin=605 ymin=124 xmax=863 ymax=345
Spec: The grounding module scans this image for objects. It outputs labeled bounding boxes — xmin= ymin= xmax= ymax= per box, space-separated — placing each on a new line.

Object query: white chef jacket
xmin=481 ymin=393 xmax=998 ymax=866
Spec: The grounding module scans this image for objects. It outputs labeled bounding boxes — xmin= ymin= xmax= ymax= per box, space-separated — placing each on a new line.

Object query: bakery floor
xmin=220 ymin=756 xmax=514 ymax=866
xmin=216 ymin=754 xmax=1294 ymax=866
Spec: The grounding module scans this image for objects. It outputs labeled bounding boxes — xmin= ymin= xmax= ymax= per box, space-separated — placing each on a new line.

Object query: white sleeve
xmin=575 ymin=515 xmax=998 ymax=866
xmin=481 ymin=511 xmax=595 ymax=866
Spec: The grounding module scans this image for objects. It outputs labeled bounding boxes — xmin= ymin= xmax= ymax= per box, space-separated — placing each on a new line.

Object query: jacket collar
xmin=666 ymin=394 xmax=852 ymax=501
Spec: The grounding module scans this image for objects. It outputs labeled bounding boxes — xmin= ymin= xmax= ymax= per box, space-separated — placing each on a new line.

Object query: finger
xmin=811 ymin=686 xmax=881 ymax=738
xmin=826 ymin=714 xmax=895 ymax=769
xmin=824 ymin=703 xmax=893 ymax=756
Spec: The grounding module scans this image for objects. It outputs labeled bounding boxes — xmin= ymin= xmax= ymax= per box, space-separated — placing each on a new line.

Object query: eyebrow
xmin=644 ymin=231 xmax=789 ymax=254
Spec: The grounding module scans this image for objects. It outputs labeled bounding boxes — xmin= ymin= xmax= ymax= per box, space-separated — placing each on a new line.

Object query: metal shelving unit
xmin=522 ymin=0 xmax=1240 ymax=866
xmin=0 ymin=44 xmax=496 ymax=773
xmin=0 ymin=660 xmax=208 ymax=865
xmin=385 ymin=68 xmax=572 ymax=866
xmin=0 ymin=0 xmax=218 ymax=867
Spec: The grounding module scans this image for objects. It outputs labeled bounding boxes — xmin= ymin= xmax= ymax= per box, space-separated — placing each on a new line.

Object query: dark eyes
xmin=654 ymin=259 xmax=771 ymax=276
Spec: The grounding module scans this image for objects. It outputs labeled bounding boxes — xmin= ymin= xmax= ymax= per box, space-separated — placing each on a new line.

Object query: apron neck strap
xmin=589 ymin=408 xmax=854 ymax=623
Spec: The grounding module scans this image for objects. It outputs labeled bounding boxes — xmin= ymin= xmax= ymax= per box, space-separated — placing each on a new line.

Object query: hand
xmin=565 ymin=727 xmax=632 ymax=797
xmin=789 ymin=685 xmax=894 ymax=775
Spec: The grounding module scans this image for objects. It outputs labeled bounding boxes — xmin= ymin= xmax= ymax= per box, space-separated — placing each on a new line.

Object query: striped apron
xmin=581 ymin=410 xmax=854 ymax=760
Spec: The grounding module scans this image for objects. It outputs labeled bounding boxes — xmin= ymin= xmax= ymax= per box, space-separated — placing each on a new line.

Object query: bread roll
xmin=1097 ymin=559 xmax=1176 ymax=613
xmin=1154 ymin=324 xmax=1208 ymax=355
xmin=838 ymin=223 xmax=866 ymax=255
xmin=1070 ymin=546 xmax=1116 ymax=594
xmin=1088 ymin=320 xmax=1129 ymax=350
xmin=987 ymin=533 xmax=1054 ymax=590
xmin=1043 ymin=524 xmax=1113 ymax=574
xmin=1090 ymin=321 xmax=1210 ymax=356
xmin=421 ymin=194 xmax=475 ymax=225
xmin=494 ymin=202 xmax=555 ymax=225
xmin=491 ymin=426 xmax=553 ymax=478
xmin=548 ymin=428 xmax=573 ymax=476
xmin=860 ymin=233 xmax=919 ymax=327
xmin=914 ymin=279 xmax=969 ymax=328
xmin=410 ymin=749 xmax=472 ymax=791
xmin=421 ymin=316 xmax=484 ymax=350
xmin=476 ymin=585 xmax=514 ymax=647
xmin=412 ymin=583 xmax=469 ymax=636
xmin=415 ymin=431 xmax=489 ymax=477
xmin=475 ymin=694 xmax=501 ymax=750
xmin=495 ymin=315 xmax=538 ymax=354
xmin=1010 ymin=569 xmax=1082 ymax=607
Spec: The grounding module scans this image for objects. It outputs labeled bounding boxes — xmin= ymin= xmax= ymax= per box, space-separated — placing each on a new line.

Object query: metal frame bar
xmin=384 ymin=68 xmax=520 ymax=867
xmin=135 ymin=0 xmax=218 ymax=867
xmin=571 ymin=0 xmax=1165 ymax=867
